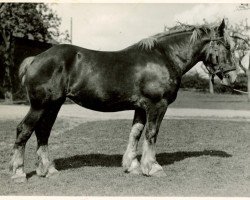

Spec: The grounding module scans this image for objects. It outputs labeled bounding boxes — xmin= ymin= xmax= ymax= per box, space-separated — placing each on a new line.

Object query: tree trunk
xmin=209 ymin=74 xmax=214 ymax=94
xmin=1 ymin=29 xmax=14 ymax=103
xmin=248 ymin=69 xmax=250 ymax=102
xmin=4 ymin=90 xmax=13 ymax=103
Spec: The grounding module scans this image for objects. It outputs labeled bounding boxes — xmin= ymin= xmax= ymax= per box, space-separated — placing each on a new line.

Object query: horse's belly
xmin=69 ymin=93 xmax=135 ymax=112
xmin=75 ymin=100 xmax=134 ymax=112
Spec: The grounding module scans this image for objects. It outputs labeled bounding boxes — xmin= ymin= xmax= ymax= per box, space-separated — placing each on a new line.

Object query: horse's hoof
xmin=36 ymin=162 xmax=59 ymax=178
xmin=149 ymin=169 xmax=166 ymax=177
xmin=129 ymin=167 xmax=142 ymax=175
xmin=122 ymin=152 xmax=135 ymax=170
xmin=142 ymin=162 xmax=166 ymax=177
xmin=36 ymin=168 xmax=47 ymax=177
xmin=11 ymin=173 xmax=27 ymax=183
xmin=46 ymin=167 xmax=59 ymax=178
xmin=125 ymin=159 xmax=142 ymax=175
xmin=148 ymin=163 xmax=166 ymax=177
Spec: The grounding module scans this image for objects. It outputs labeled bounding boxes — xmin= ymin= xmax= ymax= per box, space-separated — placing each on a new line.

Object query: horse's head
xmin=202 ymin=19 xmax=237 ymax=86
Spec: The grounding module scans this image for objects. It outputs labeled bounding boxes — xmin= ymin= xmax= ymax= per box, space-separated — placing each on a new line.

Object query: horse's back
xmin=22 ymin=44 xmax=137 ymax=109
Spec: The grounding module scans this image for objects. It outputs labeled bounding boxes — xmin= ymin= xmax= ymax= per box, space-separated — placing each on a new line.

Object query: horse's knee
xmin=17 ymin=123 xmax=23 ymax=133
xmin=15 ymin=125 xmax=32 ymax=147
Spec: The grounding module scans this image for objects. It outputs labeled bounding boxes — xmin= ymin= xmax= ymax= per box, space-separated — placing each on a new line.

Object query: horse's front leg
xmin=122 ymin=108 xmax=146 ymax=174
xmin=141 ymin=100 xmax=167 ymax=177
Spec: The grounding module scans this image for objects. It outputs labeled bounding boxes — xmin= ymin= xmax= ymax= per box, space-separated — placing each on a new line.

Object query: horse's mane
xmin=137 ymin=23 xmax=216 ymax=51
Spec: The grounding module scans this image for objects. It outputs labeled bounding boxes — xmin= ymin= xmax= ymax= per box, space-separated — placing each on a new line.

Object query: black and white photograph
xmin=0 ymin=1 xmax=250 ymax=196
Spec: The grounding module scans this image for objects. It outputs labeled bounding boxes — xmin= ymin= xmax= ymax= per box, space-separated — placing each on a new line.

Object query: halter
xmin=210 ymin=66 xmax=236 ymax=84
xmin=208 ymin=68 xmax=234 ymax=84
xmin=204 ymin=36 xmax=237 ymax=83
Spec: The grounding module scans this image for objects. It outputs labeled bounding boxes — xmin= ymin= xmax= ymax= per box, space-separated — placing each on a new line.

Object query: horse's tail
xmin=19 ymin=56 xmax=35 ymax=85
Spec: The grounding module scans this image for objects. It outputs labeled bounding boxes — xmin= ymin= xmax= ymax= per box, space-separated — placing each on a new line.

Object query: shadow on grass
xmin=53 ymin=150 xmax=232 ymax=171
xmin=26 ymin=171 xmax=36 ymax=179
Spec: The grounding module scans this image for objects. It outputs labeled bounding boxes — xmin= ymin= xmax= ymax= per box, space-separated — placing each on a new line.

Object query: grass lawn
xmin=171 ymin=90 xmax=250 ymax=110
xmin=0 ymin=118 xmax=250 ymax=196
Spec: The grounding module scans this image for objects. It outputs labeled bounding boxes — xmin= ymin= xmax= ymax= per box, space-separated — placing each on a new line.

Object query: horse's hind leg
xmin=122 ymin=108 xmax=146 ymax=174
xmin=34 ymin=99 xmax=64 ymax=177
xmin=10 ymin=107 xmax=45 ymax=182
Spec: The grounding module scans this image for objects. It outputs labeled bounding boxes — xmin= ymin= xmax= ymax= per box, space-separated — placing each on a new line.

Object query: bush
xmin=234 ymin=73 xmax=247 ymax=91
xmin=181 ymin=73 xmax=208 ymax=92
xmin=213 ymin=84 xmax=232 ymax=94
xmin=13 ymin=88 xmax=28 ymax=101
xmin=0 ymin=86 xmax=4 ymax=99
xmin=0 ymin=85 xmax=27 ymax=101
xmin=213 ymin=73 xmax=247 ymax=94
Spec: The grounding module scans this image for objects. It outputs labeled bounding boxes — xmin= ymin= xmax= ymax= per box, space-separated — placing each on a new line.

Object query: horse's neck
xmin=159 ymin=32 xmax=205 ymax=75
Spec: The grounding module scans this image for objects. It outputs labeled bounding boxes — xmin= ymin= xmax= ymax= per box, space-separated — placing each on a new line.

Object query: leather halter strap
xmin=205 ymin=36 xmax=237 ymax=80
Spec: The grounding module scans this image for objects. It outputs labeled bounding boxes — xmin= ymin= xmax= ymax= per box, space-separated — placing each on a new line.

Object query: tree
xmin=228 ymin=5 xmax=250 ymax=100
xmin=0 ymin=3 xmax=69 ymax=42
xmin=0 ymin=3 xmax=69 ymax=102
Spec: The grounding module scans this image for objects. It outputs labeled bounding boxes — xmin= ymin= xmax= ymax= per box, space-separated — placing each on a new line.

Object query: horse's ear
xmin=218 ymin=19 xmax=226 ymax=37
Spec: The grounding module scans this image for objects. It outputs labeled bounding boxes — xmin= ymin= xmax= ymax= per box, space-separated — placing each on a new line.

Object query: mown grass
xmin=0 ymin=118 xmax=250 ymax=196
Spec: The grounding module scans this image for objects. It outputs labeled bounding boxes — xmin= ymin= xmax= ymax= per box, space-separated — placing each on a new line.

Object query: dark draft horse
xmin=10 ymin=20 xmax=237 ymax=182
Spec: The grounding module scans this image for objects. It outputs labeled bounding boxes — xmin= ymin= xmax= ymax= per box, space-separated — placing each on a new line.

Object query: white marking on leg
xmin=10 ymin=148 xmax=24 ymax=174
xmin=36 ymin=145 xmax=50 ymax=176
xmin=122 ymin=123 xmax=144 ymax=170
xmin=11 ymin=167 xmax=27 ymax=183
xmin=141 ymin=138 xmax=166 ymax=177
xmin=10 ymin=147 xmax=27 ymax=182
xmin=37 ymin=145 xmax=49 ymax=164
xmin=36 ymin=145 xmax=58 ymax=177
xmin=141 ymin=138 xmax=156 ymax=175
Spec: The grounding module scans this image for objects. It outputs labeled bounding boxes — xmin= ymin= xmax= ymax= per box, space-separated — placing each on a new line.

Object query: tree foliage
xmin=0 ymin=3 xmax=69 ymax=101
xmin=0 ymin=3 xmax=69 ymax=42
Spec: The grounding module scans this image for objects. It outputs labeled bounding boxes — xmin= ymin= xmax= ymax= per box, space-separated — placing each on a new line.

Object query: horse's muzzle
xmin=221 ymin=70 xmax=237 ymax=86
xmin=221 ymin=77 xmax=231 ymax=86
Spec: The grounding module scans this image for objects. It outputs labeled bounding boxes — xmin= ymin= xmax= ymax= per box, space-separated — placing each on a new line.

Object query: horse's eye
xmin=225 ymin=44 xmax=231 ymax=50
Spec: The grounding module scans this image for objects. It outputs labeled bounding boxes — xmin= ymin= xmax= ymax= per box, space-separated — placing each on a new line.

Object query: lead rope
xmin=223 ymin=84 xmax=250 ymax=94
xmin=232 ymin=88 xmax=250 ymax=94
